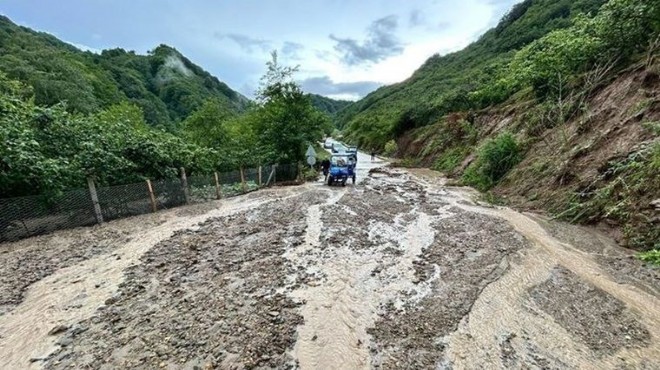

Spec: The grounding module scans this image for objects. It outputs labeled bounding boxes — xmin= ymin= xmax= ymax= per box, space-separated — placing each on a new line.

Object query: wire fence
xmin=0 ymin=163 xmax=299 ymax=242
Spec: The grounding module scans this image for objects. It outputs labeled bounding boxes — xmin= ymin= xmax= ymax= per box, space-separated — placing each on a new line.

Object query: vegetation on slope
xmin=0 ymin=16 xmax=247 ymax=130
xmin=307 ymin=94 xmax=352 ymax=117
xmin=339 ymin=0 xmax=622 ymax=149
xmin=385 ymin=0 xmax=659 ymax=250
xmin=0 ymin=24 xmax=331 ymax=198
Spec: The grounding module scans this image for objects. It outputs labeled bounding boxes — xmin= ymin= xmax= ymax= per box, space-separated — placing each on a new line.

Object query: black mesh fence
xmin=218 ymin=170 xmax=243 ymax=198
xmin=274 ymin=163 xmax=299 ymax=183
xmin=97 ymin=182 xmax=153 ymax=222
xmin=0 ymin=163 xmax=296 ymax=242
xmin=0 ymin=189 xmax=96 ymax=242
xmin=151 ymin=178 xmax=187 ymax=210
xmin=187 ymin=175 xmax=216 ymax=204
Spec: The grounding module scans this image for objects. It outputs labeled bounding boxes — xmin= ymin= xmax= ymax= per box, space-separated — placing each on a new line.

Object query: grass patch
xmin=432 ymin=146 xmax=470 ymax=173
xmin=462 ymin=132 xmax=522 ymax=191
xmin=396 ymin=157 xmax=421 ymax=168
xmin=638 ymin=250 xmax=660 ymax=266
xmin=556 ymin=143 xmax=660 ymax=250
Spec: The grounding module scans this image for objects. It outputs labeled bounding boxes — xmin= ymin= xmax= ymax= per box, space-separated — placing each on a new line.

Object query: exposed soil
xmin=396 ymin=66 xmax=660 ymax=249
xmin=0 ymin=159 xmax=658 ymax=370
xmin=368 ymin=208 xmax=529 ymax=369
xmin=44 ymin=191 xmax=327 ymax=369
xmin=530 ymin=266 xmax=650 ymax=354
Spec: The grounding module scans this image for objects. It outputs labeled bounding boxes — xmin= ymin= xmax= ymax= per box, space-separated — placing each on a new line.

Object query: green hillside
xmin=0 ymin=16 xmax=248 ymax=130
xmin=338 ymin=0 xmax=610 ymax=148
xmin=307 ymin=94 xmax=352 ymax=117
xmin=346 ymin=0 xmax=659 ymax=250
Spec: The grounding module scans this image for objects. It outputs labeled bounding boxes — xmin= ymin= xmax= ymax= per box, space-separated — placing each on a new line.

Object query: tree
xmin=254 ymin=51 xmax=332 ymax=162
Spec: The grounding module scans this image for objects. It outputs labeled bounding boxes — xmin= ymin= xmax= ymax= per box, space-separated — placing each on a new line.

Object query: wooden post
xmin=87 ymin=177 xmax=104 ymax=224
xmin=258 ymin=165 xmax=262 ymax=187
xmin=240 ymin=166 xmax=247 ymax=193
xmin=265 ymin=166 xmax=275 ymax=186
xmin=180 ymin=167 xmax=190 ymax=204
xmin=214 ymin=171 xmax=222 ymax=199
xmin=146 ymin=179 xmax=157 ymax=213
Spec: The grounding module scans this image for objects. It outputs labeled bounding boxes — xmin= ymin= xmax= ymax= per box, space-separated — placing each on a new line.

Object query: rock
xmin=268 ymin=311 xmax=280 ymax=317
xmin=56 ymin=336 xmax=73 ymax=347
xmin=48 ymin=325 xmax=69 ymax=335
xmin=105 ymin=292 xmax=122 ymax=305
xmin=70 ymin=324 xmax=89 ymax=335
xmin=651 ymin=199 xmax=660 ymax=210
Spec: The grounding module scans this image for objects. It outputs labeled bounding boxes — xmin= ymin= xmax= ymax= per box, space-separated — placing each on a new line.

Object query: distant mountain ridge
xmin=307 ymin=94 xmax=352 ymax=117
xmin=0 ymin=15 xmax=248 ymax=129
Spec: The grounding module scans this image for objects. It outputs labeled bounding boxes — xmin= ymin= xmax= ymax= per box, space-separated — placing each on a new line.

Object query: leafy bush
xmin=557 ymin=143 xmax=660 ymax=250
xmin=302 ymin=167 xmax=320 ymax=182
xmin=638 ymin=250 xmax=660 ymax=266
xmin=383 ymin=140 xmax=398 ymax=157
xmin=432 ymin=147 xmax=470 ymax=173
xmin=462 ymin=133 xmax=522 ymax=191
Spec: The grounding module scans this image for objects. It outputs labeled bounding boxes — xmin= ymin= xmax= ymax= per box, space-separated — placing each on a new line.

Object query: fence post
xmin=265 ymin=165 xmax=275 ymax=186
xmin=87 ymin=177 xmax=104 ymax=224
xmin=214 ymin=171 xmax=222 ymax=199
xmin=258 ymin=165 xmax=262 ymax=187
xmin=146 ymin=179 xmax=157 ymax=213
xmin=180 ymin=167 xmax=190 ymax=204
xmin=240 ymin=166 xmax=247 ymax=193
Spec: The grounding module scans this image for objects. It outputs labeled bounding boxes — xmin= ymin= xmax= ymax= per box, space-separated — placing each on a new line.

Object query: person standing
xmin=370 ymin=150 xmax=376 ymax=162
xmin=321 ymin=158 xmax=331 ymax=180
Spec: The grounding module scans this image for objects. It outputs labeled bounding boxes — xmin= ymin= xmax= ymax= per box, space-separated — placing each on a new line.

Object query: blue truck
xmin=327 ymin=154 xmax=356 ymax=186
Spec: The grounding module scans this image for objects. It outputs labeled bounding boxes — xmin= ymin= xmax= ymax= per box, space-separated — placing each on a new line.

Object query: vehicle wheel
xmin=328 ymin=177 xmax=333 ymax=186
xmin=342 ymin=180 xmax=346 ymax=187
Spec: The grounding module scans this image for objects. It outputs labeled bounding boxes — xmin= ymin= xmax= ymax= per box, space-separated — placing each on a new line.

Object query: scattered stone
xmin=48 ymin=325 xmax=68 ymax=336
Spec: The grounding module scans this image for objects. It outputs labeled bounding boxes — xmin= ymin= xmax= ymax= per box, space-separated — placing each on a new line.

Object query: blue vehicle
xmin=327 ymin=154 xmax=356 ymax=186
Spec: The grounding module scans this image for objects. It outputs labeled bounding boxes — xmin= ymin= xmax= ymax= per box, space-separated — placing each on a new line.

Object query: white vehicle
xmin=323 ymin=138 xmax=334 ymax=149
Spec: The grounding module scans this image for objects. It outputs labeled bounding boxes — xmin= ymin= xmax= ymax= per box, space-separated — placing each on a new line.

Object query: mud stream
xmin=0 ymin=159 xmax=658 ymax=369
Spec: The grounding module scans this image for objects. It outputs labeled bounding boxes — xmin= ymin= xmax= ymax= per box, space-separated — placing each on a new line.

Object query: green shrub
xmin=383 ymin=140 xmax=398 ymax=157
xmin=556 ymin=143 xmax=659 ymax=250
xmin=432 ymin=147 xmax=470 ymax=173
xmin=638 ymin=249 xmax=660 ymax=266
xmin=302 ymin=167 xmax=320 ymax=182
xmin=462 ymin=133 xmax=522 ymax=191
xmin=397 ymin=157 xmax=420 ymax=168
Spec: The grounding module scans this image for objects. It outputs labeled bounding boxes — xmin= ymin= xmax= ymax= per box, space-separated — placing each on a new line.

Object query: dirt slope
xmin=397 ymin=66 xmax=660 ymax=248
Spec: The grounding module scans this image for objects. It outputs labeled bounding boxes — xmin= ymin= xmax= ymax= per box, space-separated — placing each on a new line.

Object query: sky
xmin=0 ymin=0 xmax=520 ymax=100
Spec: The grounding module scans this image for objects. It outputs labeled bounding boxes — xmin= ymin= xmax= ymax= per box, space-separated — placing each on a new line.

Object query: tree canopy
xmin=0 ymin=16 xmax=248 ymax=130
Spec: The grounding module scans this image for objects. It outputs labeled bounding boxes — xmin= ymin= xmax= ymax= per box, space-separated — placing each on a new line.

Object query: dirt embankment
xmin=397 ymin=66 xmax=660 ymax=248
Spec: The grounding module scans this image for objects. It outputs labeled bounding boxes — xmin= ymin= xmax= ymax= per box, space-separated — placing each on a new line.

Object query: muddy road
xmin=0 ymin=154 xmax=658 ymax=369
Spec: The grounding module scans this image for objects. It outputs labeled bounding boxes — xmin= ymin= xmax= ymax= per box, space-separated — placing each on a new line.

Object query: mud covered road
xmin=0 ymin=154 xmax=658 ymax=369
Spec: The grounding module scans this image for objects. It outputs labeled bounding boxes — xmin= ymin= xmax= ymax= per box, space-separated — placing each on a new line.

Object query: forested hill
xmin=307 ymin=94 xmax=352 ymax=117
xmin=338 ymin=0 xmax=610 ymax=147
xmin=0 ymin=15 xmax=248 ymax=130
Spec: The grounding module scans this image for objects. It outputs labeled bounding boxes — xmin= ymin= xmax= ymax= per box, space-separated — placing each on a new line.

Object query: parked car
xmin=332 ymin=143 xmax=347 ymax=153
xmin=323 ymin=138 xmax=334 ymax=149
